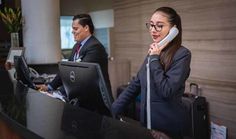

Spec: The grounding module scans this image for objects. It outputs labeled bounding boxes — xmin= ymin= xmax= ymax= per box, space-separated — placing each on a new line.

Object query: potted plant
xmin=0 ymin=7 xmax=22 ymax=47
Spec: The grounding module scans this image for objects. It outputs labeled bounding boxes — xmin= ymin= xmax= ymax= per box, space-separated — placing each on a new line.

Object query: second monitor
xmin=58 ymin=61 xmax=113 ymax=114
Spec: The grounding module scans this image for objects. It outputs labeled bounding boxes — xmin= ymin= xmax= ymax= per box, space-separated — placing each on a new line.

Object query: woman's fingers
xmin=149 ymin=43 xmax=161 ymax=55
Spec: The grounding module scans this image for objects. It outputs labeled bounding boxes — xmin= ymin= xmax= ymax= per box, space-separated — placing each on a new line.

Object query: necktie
xmin=76 ymin=43 xmax=81 ymax=52
xmin=74 ymin=43 xmax=81 ymax=61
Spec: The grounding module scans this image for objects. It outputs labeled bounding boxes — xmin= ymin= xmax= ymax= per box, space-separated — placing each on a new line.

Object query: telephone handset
xmin=157 ymin=26 xmax=179 ymax=47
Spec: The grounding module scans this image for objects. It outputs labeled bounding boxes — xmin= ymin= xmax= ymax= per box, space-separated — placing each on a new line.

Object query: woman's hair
xmin=154 ymin=7 xmax=182 ymax=71
xmin=73 ymin=14 xmax=95 ymax=34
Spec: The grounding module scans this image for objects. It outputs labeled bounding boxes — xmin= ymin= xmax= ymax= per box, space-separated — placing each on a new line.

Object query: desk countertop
xmin=0 ymin=72 xmax=154 ymax=139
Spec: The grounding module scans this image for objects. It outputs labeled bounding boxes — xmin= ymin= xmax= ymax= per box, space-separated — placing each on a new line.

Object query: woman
xmin=112 ymin=7 xmax=191 ymax=138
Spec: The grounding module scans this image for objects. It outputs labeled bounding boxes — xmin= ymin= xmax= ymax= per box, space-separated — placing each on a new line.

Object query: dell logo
xmin=70 ymin=71 xmax=76 ymax=82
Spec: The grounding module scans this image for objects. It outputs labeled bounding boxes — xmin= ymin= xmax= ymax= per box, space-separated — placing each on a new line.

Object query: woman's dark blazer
xmin=112 ymin=46 xmax=191 ymax=135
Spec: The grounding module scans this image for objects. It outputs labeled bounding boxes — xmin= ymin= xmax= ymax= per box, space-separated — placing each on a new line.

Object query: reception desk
xmin=0 ymin=70 xmax=155 ymax=139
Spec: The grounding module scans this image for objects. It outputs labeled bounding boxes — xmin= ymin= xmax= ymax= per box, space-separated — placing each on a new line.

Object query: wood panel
xmin=113 ymin=0 xmax=236 ymax=138
xmin=108 ymin=60 xmax=131 ymax=99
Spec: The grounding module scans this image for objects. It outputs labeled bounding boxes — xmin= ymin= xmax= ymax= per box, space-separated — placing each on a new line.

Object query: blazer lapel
xmin=79 ymin=36 xmax=95 ymax=56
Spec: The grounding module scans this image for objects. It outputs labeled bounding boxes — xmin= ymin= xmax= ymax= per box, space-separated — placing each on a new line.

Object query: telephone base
xmin=32 ymin=77 xmax=46 ymax=84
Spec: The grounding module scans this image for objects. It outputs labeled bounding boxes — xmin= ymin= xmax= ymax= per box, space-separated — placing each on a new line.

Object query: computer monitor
xmin=14 ymin=55 xmax=36 ymax=89
xmin=58 ymin=61 xmax=113 ymax=113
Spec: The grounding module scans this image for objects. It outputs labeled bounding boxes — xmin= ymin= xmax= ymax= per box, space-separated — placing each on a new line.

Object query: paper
xmin=39 ymin=90 xmax=66 ymax=102
xmin=52 ymin=92 xmax=66 ymax=102
xmin=211 ymin=121 xmax=227 ymax=139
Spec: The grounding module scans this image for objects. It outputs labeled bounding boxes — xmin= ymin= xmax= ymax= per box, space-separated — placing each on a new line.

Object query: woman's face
xmin=149 ymin=11 xmax=172 ymax=43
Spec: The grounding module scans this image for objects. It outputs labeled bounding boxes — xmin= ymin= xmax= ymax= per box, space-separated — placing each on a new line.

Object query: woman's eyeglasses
xmin=146 ymin=23 xmax=164 ymax=32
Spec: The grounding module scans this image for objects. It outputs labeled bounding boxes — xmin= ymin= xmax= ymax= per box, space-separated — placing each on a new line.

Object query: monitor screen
xmin=14 ymin=55 xmax=36 ymax=89
xmin=58 ymin=61 xmax=113 ymax=114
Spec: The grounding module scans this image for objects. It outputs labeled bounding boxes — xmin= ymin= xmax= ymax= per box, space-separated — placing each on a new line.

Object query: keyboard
xmin=32 ymin=77 xmax=46 ymax=84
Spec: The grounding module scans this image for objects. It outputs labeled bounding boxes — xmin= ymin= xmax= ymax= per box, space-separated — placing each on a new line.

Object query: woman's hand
xmin=148 ymin=42 xmax=167 ymax=55
xmin=150 ymin=130 xmax=171 ymax=139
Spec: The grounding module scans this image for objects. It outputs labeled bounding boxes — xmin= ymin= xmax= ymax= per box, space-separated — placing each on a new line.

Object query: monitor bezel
xmin=58 ymin=61 xmax=113 ymax=112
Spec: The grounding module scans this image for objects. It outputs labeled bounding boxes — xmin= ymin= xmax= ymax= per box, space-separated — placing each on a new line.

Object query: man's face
xmin=72 ymin=19 xmax=89 ymax=42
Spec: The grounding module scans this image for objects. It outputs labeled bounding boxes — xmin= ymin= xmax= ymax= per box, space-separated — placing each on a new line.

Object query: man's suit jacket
xmin=49 ymin=36 xmax=112 ymax=116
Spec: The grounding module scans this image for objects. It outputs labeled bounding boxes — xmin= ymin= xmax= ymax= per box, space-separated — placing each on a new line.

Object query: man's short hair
xmin=73 ymin=14 xmax=94 ymax=34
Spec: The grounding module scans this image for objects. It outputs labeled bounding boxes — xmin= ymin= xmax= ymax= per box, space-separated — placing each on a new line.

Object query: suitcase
xmin=182 ymin=83 xmax=209 ymax=139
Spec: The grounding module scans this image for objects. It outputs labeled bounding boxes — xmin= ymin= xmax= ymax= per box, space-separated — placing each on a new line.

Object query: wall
xmin=90 ymin=9 xmax=114 ymax=28
xmin=60 ymin=0 xmax=112 ymax=15
xmin=84 ymin=0 xmax=112 ymax=12
xmin=113 ymin=0 xmax=236 ymax=138
xmin=60 ymin=0 xmax=87 ymax=16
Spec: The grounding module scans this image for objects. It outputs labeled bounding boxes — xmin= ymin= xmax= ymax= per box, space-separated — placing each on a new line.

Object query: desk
xmin=0 ymin=47 xmax=9 ymax=68
xmin=0 ymin=76 xmax=154 ymax=139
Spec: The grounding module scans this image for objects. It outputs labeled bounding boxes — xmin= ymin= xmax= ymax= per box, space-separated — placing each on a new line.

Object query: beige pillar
xmin=21 ymin=0 xmax=61 ymax=64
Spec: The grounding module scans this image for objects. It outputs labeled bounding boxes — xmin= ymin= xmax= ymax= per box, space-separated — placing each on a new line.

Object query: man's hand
xmin=36 ymin=84 xmax=48 ymax=91
xmin=5 ymin=61 xmax=12 ymax=70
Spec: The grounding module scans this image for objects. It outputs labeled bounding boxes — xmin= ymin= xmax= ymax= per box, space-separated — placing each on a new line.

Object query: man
xmin=38 ymin=14 xmax=112 ymax=116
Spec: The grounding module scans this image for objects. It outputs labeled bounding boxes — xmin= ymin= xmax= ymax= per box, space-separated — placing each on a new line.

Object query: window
xmin=60 ymin=16 xmax=74 ymax=49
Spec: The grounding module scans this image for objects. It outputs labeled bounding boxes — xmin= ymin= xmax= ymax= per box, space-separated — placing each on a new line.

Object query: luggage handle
xmin=190 ymin=82 xmax=199 ymax=96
